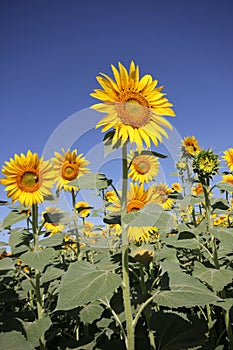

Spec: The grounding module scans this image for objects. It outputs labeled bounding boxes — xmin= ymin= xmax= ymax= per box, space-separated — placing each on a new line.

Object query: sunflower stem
xmin=121 ymin=143 xmax=135 ymax=350
xmin=32 ymin=204 xmax=46 ymax=349
xmin=71 ymin=189 xmax=80 ymax=258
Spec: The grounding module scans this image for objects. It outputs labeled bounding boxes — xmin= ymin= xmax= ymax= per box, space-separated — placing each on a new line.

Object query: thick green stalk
xmin=121 ymin=143 xmax=135 ymax=350
xmin=202 ymin=184 xmax=220 ymax=269
xmin=139 ymin=263 xmax=156 ymax=350
xmin=71 ymin=189 xmax=80 ymax=257
xmin=32 ymin=204 xmax=46 ymax=349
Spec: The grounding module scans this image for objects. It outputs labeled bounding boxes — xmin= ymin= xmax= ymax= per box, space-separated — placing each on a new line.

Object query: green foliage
xmin=0 ymin=331 xmax=34 ymax=350
xmin=56 ymin=260 xmax=122 ymax=311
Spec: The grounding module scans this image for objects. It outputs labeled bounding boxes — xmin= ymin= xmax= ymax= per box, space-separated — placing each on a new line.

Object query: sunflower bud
xmin=193 ymin=149 xmax=220 ymax=179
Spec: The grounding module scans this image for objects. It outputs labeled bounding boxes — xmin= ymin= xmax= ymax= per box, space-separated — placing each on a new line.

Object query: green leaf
xmin=21 ymin=248 xmax=55 ymax=271
xmin=150 ymin=311 xmax=207 ymax=350
xmin=193 ymin=262 xmax=233 ymax=291
xmin=217 ymin=182 xmax=233 ymax=192
xmin=211 ymin=198 xmax=230 ymax=212
xmin=41 ymin=266 xmax=65 ymax=284
xmin=2 ymin=211 xmax=29 ymax=229
xmin=69 ymin=172 xmax=111 ymax=190
xmin=56 ymin=261 xmax=122 ymax=311
xmin=122 ymin=203 xmax=174 ymax=231
xmin=39 ymin=233 xmax=64 ymax=247
xmin=103 ymin=130 xmax=121 ymax=157
xmin=8 ymin=228 xmax=31 ymax=254
xmin=165 ymin=236 xmax=198 ymax=250
xmin=156 ymin=272 xmax=220 ymax=308
xmin=0 ymin=257 xmax=15 ymax=271
xmin=24 ymin=317 xmax=52 ymax=348
xmin=79 ymin=302 xmax=104 ymax=324
xmin=0 ymin=331 xmax=34 ymax=350
xmin=139 ymin=150 xmax=167 ymax=158
xmin=211 ymin=228 xmax=233 ymax=250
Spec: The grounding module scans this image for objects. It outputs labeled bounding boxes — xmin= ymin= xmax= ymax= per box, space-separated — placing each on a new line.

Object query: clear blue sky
xmin=0 ymin=0 xmax=233 ymax=213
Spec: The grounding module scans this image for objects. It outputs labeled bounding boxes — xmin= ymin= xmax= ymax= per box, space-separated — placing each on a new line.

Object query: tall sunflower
xmin=108 ymin=183 xmax=158 ymax=242
xmin=1 ymin=150 xmax=54 ymax=207
xmin=128 ymin=150 xmax=159 ymax=184
xmin=52 ymin=148 xmax=89 ymax=192
xmin=222 ymin=148 xmax=233 ymax=171
xmin=91 ymin=61 xmax=175 ymax=148
xmin=43 ymin=206 xmax=65 ymax=235
xmin=75 ymin=201 xmax=92 ymax=218
xmin=150 ymin=183 xmax=174 ymax=210
xmin=182 ymin=136 xmax=200 ymax=157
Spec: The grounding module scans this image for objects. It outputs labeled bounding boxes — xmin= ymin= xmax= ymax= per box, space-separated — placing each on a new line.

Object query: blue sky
xmin=0 ymin=0 xmax=233 ymax=224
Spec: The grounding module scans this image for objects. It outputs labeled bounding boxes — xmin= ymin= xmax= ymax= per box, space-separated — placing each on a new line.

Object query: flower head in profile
xmin=182 ymin=136 xmax=200 ymax=157
xmin=221 ymin=174 xmax=233 ymax=186
xmin=91 ymin=61 xmax=175 ymax=148
xmin=75 ymin=201 xmax=92 ymax=218
xmin=222 ymin=148 xmax=233 ymax=171
xmin=43 ymin=206 xmax=65 ymax=235
xmin=150 ymin=183 xmax=174 ymax=210
xmin=192 ymin=183 xmax=204 ymax=196
xmin=52 ymin=148 xmax=89 ymax=192
xmin=193 ymin=149 xmax=220 ymax=179
xmin=172 ymin=182 xmax=182 ymax=193
xmin=108 ymin=183 xmax=158 ymax=242
xmin=1 ymin=150 xmax=54 ymax=207
xmin=128 ymin=150 xmax=159 ymax=184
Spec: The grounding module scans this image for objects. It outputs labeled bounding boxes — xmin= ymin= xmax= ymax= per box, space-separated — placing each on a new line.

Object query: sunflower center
xmin=19 ymin=171 xmax=40 ymax=193
xmin=127 ymin=199 xmax=145 ymax=212
xmin=116 ymin=91 xmax=150 ymax=128
xmin=133 ymin=156 xmax=150 ymax=174
xmin=62 ymin=163 xmax=79 ymax=180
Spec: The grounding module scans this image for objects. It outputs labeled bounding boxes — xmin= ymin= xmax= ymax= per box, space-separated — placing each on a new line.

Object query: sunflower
xmin=43 ymin=206 xmax=65 ymax=235
xmin=1 ymin=150 xmax=54 ymax=207
xmin=222 ymin=148 xmax=233 ymax=171
xmin=128 ymin=150 xmax=159 ymax=184
xmin=75 ymin=201 xmax=92 ymax=218
xmin=222 ymin=174 xmax=233 ymax=186
xmin=52 ymin=148 xmax=89 ymax=192
xmin=193 ymin=149 xmax=219 ymax=178
xmin=182 ymin=136 xmax=200 ymax=157
xmin=150 ymin=183 xmax=174 ymax=210
xmin=192 ymin=183 xmax=204 ymax=195
xmin=172 ymin=182 xmax=182 ymax=193
xmin=105 ymin=190 xmax=119 ymax=202
xmin=91 ymin=61 xmax=175 ymax=148
xmin=108 ymin=183 xmax=158 ymax=242
xmin=109 ymin=223 xmax=122 ymax=236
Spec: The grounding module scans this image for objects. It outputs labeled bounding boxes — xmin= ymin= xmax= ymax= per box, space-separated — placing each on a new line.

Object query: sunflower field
xmin=0 ymin=62 xmax=233 ymax=350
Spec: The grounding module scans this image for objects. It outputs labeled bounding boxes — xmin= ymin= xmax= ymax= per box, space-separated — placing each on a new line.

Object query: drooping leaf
xmin=217 ymin=182 xmax=233 ymax=193
xmin=2 ymin=211 xmax=29 ymax=229
xmin=79 ymin=302 xmax=104 ymax=324
xmin=39 ymin=233 xmax=64 ymax=247
xmin=23 ymin=317 xmax=52 ymax=348
xmin=155 ymin=271 xmax=220 ymax=308
xmin=0 ymin=331 xmax=34 ymax=350
xmin=69 ymin=172 xmax=111 ymax=190
xmin=122 ymin=203 xmax=174 ymax=231
xmin=211 ymin=198 xmax=230 ymax=212
xmin=139 ymin=150 xmax=167 ymax=159
xmin=21 ymin=248 xmax=55 ymax=271
xmin=56 ymin=261 xmax=122 ymax=311
xmin=193 ymin=261 xmax=233 ymax=291
xmin=8 ymin=228 xmax=31 ymax=254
